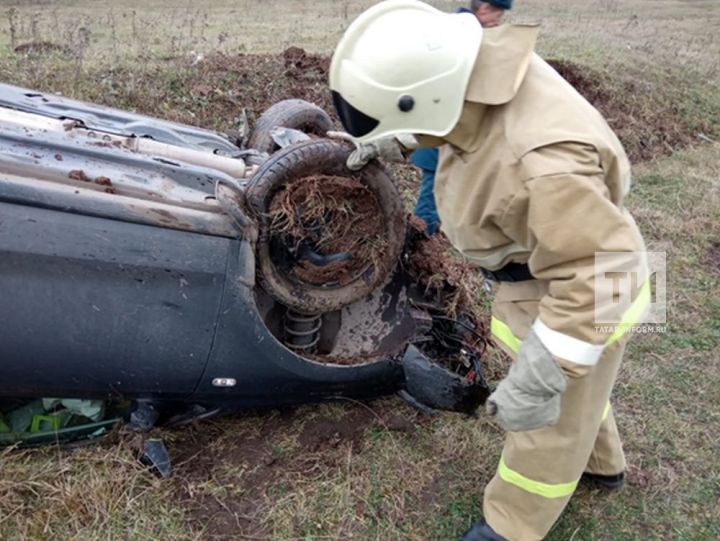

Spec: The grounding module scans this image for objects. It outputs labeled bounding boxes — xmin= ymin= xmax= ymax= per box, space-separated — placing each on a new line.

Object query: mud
xmin=268 ymin=174 xmax=386 ymax=286
xmin=68 ymin=170 xmax=116 ymax=194
xmin=297 ymin=408 xmax=376 ymax=451
xmin=94 ymin=176 xmax=116 ymax=194
xmin=68 ymin=169 xmax=91 ymax=182
xmin=172 ymin=410 xmax=296 ymax=539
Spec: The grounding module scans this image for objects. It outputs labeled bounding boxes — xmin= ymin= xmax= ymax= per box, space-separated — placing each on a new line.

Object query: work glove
xmin=327 ymin=132 xmax=418 ymax=171
xmin=486 ymin=329 xmax=568 ymax=432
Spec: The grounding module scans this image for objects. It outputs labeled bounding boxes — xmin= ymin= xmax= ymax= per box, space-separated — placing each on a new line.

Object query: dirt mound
xmin=194 ymin=51 xmax=333 ymax=126
xmin=268 ymin=174 xmax=387 ymax=286
xmin=548 ymin=59 xmax=697 ymax=162
xmin=189 ymin=53 xmax=699 ymax=162
xmin=549 ymin=60 xmax=610 ymax=105
xmin=283 ymin=46 xmax=330 ymax=78
xmin=21 ymin=49 xmax=698 ymax=164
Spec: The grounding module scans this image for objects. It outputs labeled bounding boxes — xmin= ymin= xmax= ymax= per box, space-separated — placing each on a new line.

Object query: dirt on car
xmin=68 ymin=170 xmax=117 ymax=193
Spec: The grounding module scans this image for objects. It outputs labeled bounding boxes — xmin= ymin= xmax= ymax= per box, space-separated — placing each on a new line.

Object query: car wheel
xmin=248 ymin=99 xmax=334 ymax=154
xmin=246 ymin=139 xmax=406 ymax=313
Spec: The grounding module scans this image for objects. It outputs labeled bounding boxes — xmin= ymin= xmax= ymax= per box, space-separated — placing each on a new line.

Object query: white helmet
xmin=329 ymin=0 xmax=482 ymax=142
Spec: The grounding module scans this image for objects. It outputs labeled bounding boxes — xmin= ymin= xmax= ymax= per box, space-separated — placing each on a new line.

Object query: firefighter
xmin=329 ymin=1 xmax=650 ymax=540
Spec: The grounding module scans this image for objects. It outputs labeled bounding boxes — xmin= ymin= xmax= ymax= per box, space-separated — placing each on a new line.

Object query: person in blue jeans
xmin=412 ymin=0 xmax=512 ymax=235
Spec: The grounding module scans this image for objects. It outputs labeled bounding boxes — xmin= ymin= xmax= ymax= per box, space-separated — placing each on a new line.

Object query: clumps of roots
xmin=403 ymin=217 xmax=490 ymax=376
xmin=404 ymin=216 xmax=482 ymax=317
xmin=268 ymin=175 xmax=388 ymax=286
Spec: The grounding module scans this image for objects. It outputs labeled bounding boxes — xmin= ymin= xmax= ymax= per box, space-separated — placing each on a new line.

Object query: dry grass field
xmin=0 ymin=1 xmax=718 ymax=540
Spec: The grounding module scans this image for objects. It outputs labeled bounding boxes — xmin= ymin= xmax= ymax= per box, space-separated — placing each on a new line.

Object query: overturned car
xmin=0 ymin=83 xmax=489 ymax=438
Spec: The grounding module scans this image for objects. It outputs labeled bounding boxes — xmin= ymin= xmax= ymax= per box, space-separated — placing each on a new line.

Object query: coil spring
xmin=284 ymin=309 xmax=322 ymax=353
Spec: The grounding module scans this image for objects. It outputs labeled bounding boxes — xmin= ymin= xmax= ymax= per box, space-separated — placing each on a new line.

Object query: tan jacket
xmin=418 ymin=25 xmax=649 ymax=372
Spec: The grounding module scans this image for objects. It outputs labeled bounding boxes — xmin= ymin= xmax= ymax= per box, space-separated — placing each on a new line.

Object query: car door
xmin=0 ymin=201 xmax=231 ymax=398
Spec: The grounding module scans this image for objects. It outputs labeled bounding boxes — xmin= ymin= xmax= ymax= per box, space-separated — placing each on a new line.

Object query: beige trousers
xmin=485 ymin=281 xmax=626 ymax=541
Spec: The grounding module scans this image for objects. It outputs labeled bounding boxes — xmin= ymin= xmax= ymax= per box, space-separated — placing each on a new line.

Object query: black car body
xmin=0 ymin=83 xmax=488 ymax=421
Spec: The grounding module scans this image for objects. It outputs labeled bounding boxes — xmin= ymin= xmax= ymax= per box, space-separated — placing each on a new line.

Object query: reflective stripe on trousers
xmin=495 ymin=399 xmax=612 ymax=500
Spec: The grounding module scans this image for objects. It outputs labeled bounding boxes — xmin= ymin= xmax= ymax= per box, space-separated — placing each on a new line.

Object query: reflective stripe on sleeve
xmin=532 ymin=319 xmax=605 ymax=366
xmin=498 ymin=456 xmax=578 ymax=499
xmin=607 ymin=279 xmax=652 ymax=346
xmin=491 ymin=316 xmax=522 ymax=354
xmin=492 ymin=279 xmax=651 ymax=363
xmin=533 ymin=278 xmax=652 ymax=363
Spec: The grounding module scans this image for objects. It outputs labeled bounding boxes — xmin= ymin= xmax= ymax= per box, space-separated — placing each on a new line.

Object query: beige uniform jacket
xmin=417 ymin=25 xmax=649 ymax=374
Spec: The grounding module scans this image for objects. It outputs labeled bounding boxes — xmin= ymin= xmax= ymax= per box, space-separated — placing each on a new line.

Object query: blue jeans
xmin=411 ymin=148 xmax=440 ymax=234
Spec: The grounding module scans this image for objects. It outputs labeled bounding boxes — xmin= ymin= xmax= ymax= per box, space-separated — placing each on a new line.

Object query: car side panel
xmin=0 ymin=202 xmax=230 ymax=398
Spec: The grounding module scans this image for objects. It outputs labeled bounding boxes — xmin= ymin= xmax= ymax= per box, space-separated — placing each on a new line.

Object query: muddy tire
xmin=246 ymin=139 xmax=406 ymax=313
xmin=248 ymin=99 xmax=334 ymax=154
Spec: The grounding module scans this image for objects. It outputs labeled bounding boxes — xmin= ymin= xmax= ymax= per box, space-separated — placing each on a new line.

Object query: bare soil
xmin=547 ymin=59 xmax=696 ymax=162
xmin=268 ymin=174 xmax=386 ymax=286
xmin=171 ymin=406 xmax=386 ymax=540
xmin=282 ymin=46 xmax=330 ymax=78
xmin=705 ymin=241 xmax=720 ymax=275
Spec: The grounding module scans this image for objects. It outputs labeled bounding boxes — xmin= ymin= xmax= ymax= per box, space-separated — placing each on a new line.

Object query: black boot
xmin=580 ymin=471 xmax=625 ymax=490
xmin=461 ymin=518 xmax=507 ymax=541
